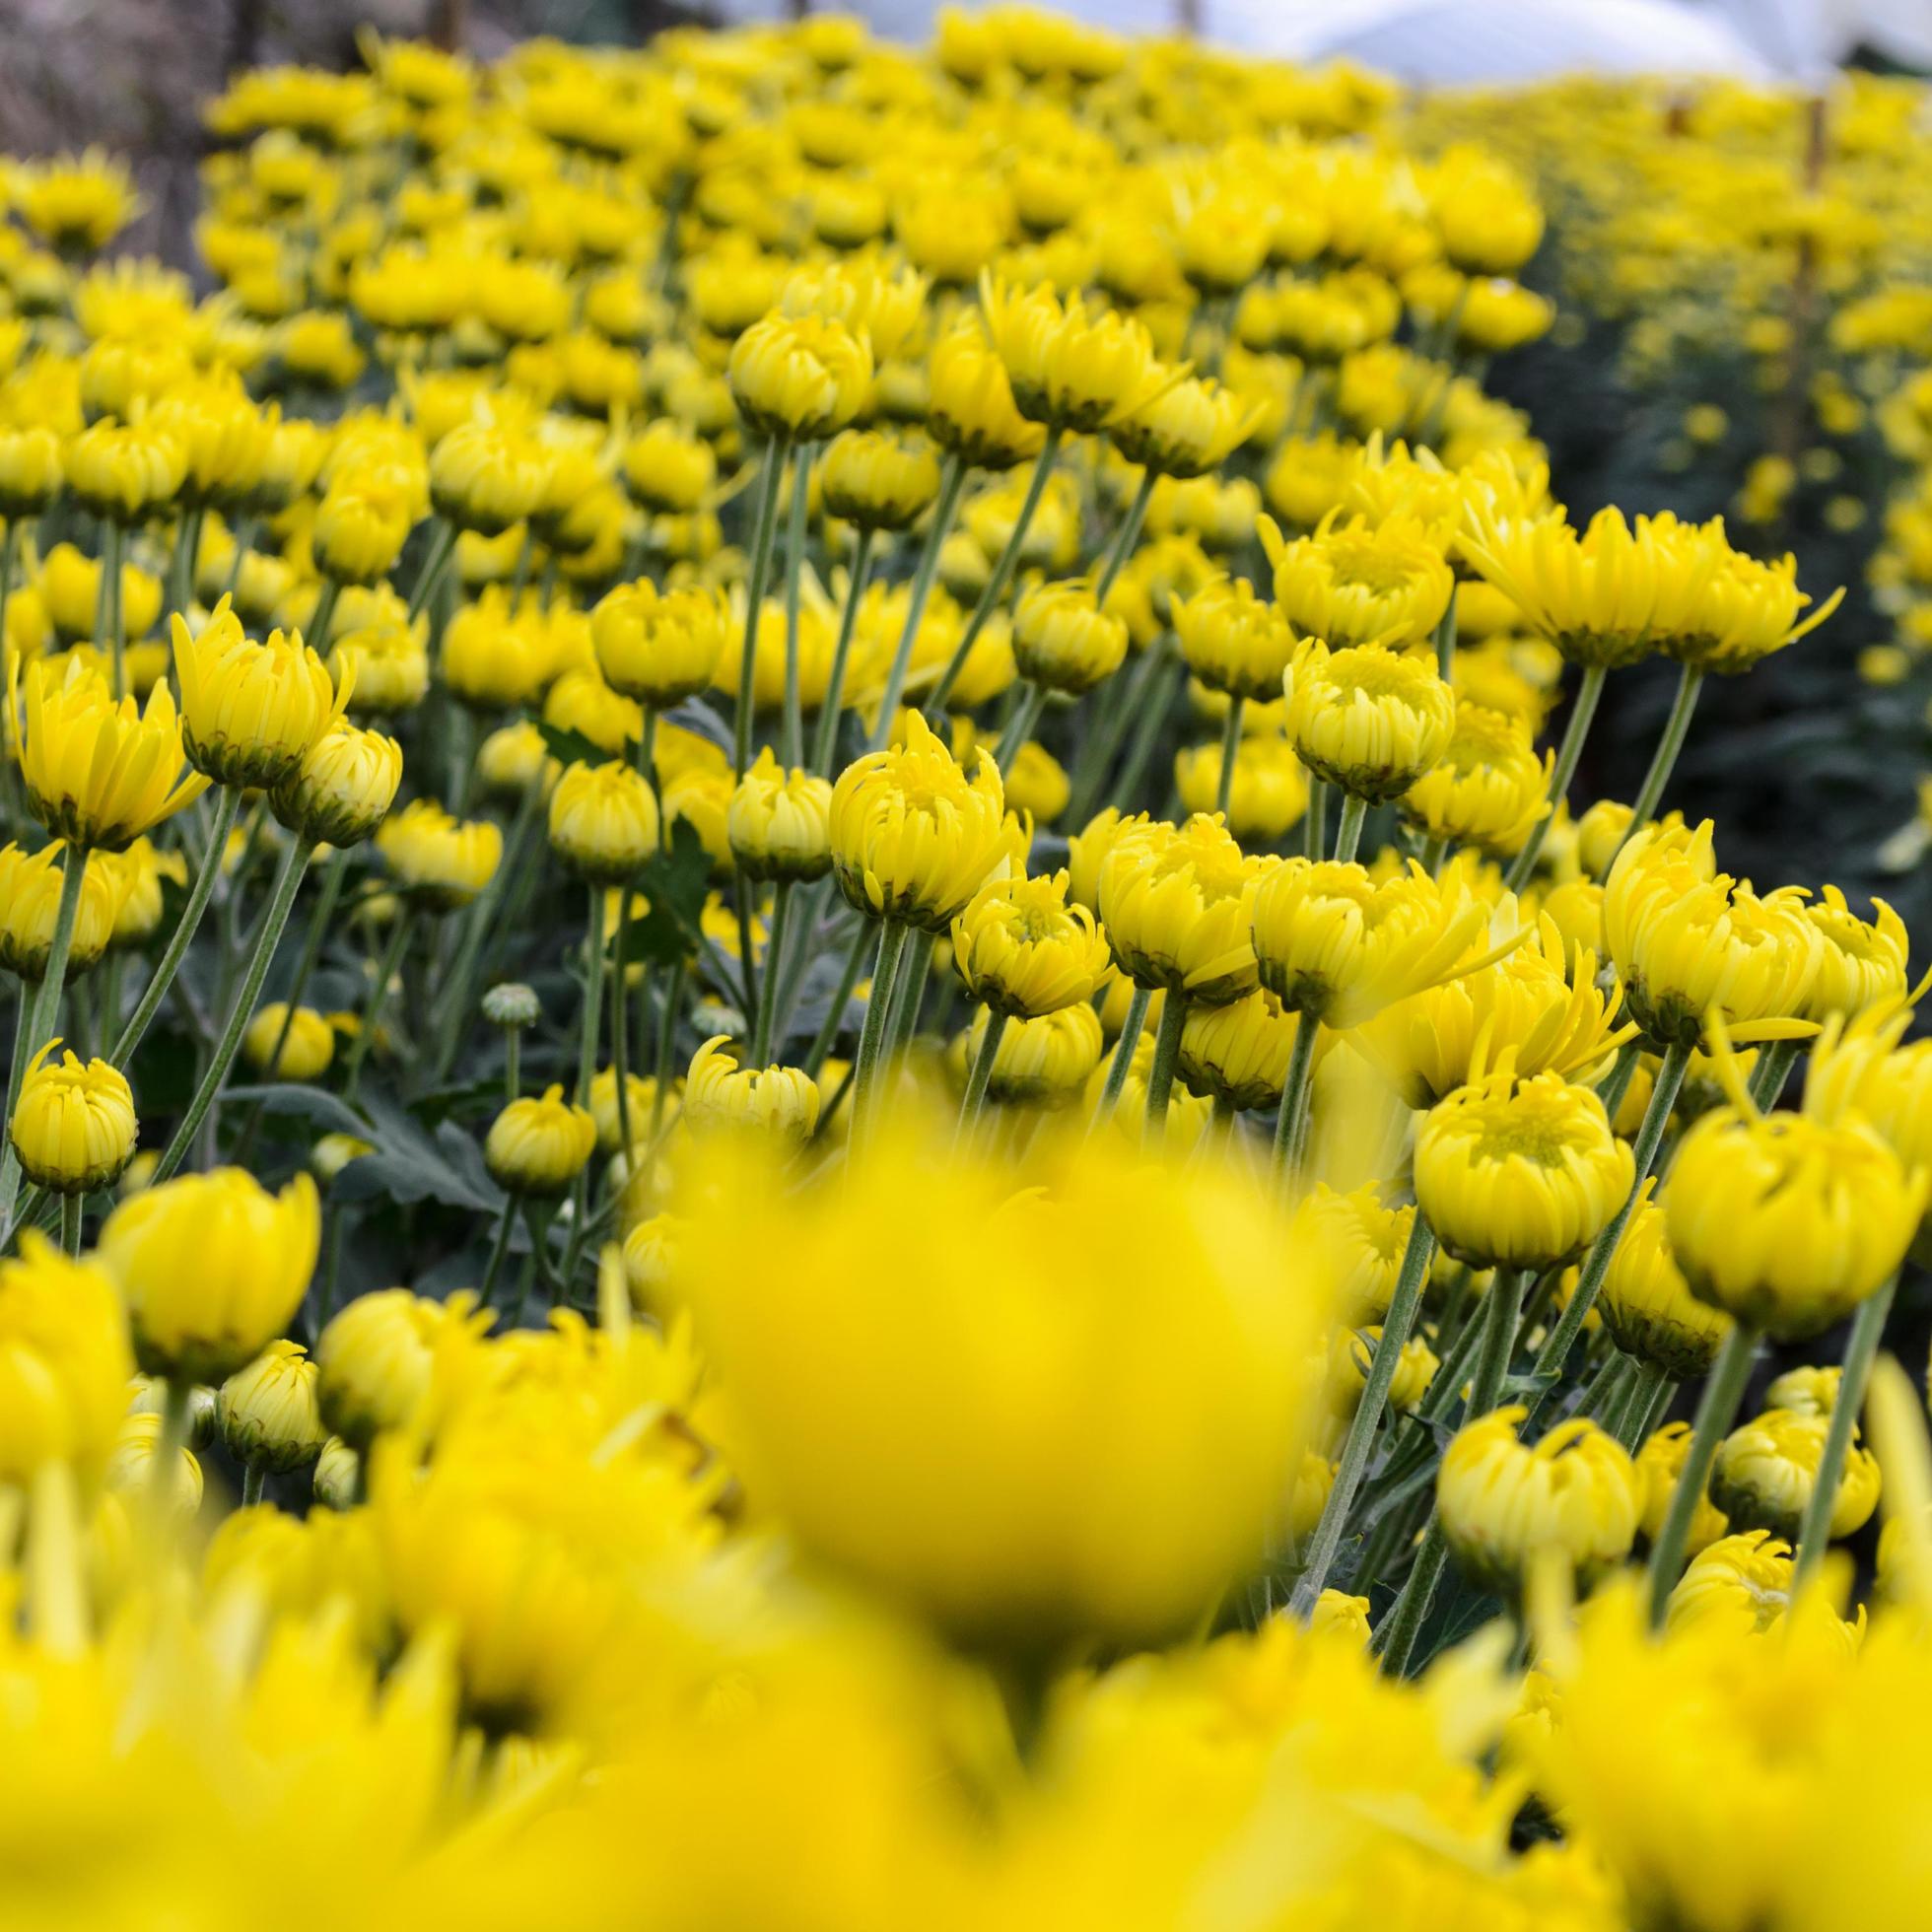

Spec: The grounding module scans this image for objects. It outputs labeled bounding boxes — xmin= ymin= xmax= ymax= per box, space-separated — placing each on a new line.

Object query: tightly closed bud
xmin=1597 ymin=1191 xmax=1732 ymax=1379
xmin=1175 ymin=576 xmax=1296 ymax=702
xmin=831 ymin=710 xmax=1007 ymax=931
xmin=1252 ymin=857 xmax=1490 ymax=1027
xmin=926 ymin=317 xmax=1045 ymax=471
xmin=15 ymin=656 xmax=208 ymax=852
xmin=1012 ymin=579 xmax=1128 ymax=696
xmin=548 ymin=758 xmax=660 ymax=883
xmin=979 ymin=274 xmax=1164 ymax=432
xmin=1099 ymin=813 xmax=1263 ymax=1005
xmin=965 ymin=1001 xmax=1103 ymax=1106
xmin=0 ymin=1235 xmax=131 ymax=1485
xmin=1763 ymin=1365 xmax=1840 ymax=1416
xmin=0 ymin=424 xmax=64 ymax=517
xmin=64 ymin=416 xmax=187 ymax=522
xmin=242 ymin=1003 xmax=335 ymax=1080
xmin=684 ymin=1036 xmax=820 ymax=1143
xmin=621 ymin=419 xmax=717 ymax=515
xmin=40 ymin=543 xmax=164 ymax=647
xmin=1283 ymin=638 xmax=1457 ymax=802
xmin=310 ymin=1133 xmax=373 ymax=1183
xmin=313 ymin=474 xmax=414 ymax=586
xmin=172 ymin=598 xmax=347 ymax=790
xmin=728 ymin=311 xmax=873 ymax=442
xmin=1711 ymin=1407 xmax=1882 ymax=1543
xmin=728 ymin=749 xmax=834 ymax=882
xmin=1415 ymin=1071 xmax=1634 ymax=1271
xmin=1638 ymin=1419 xmax=1731 ymax=1556
xmin=312 ymin=1435 xmax=360 ymax=1509
xmin=485 ymin=1084 xmax=597 ymax=1196
xmin=476 ymin=721 xmax=558 ymax=800
xmin=1111 ymin=373 xmax=1258 ymax=479
xmin=269 ymin=721 xmax=402 ymax=846
xmin=1177 ymin=986 xmax=1308 ymax=1111
xmin=218 ymin=1339 xmax=326 ymax=1474
xmin=1438 ymin=1408 xmax=1640 ymax=1596
xmin=621 ymin=1211 xmax=685 ymax=1317
xmin=951 ymin=869 xmax=1111 ymax=1019
xmin=1400 ymin=703 xmax=1552 ymax=857
xmin=316 ymin=1287 xmax=493 ymax=1452
xmin=820 ymin=428 xmax=941 ymax=530
xmin=9 ymin=1044 xmax=138 ymax=1193
xmin=482 ymin=983 xmax=541 ymax=1030
xmin=1606 ymin=821 xmax=1821 ymax=1050
xmin=108 ymin=1411 xmax=203 ymax=1516
xmin=377 ymin=798 xmax=503 ymax=910
xmin=0 ymin=843 xmax=123 ymax=983
xmin=591 ymin=582 xmax=729 ymax=707
xmin=429 ymin=420 xmax=551 ymax=535
xmin=329 ymin=605 xmax=430 ymax=718
xmin=1665 ymin=1104 xmax=1924 ymax=1342
xmin=442 ymin=590 xmax=558 ymax=711
xmin=98 ymin=1168 xmax=321 ymax=1383
xmin=588 ymin=1068 xmax=668 ymax=1154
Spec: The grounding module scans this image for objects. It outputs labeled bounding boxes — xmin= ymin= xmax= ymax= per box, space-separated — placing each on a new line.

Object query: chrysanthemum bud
xmin=172 ymin=598 xmax=348 ymax=791
xmin=482 ymin=982 xmax=541 ymax=1031
xmin=0 ymin=1234 xmax=131 ymax=1486
xmin=820 ymin=428 xmax=942 ymax=531
xmin=316 ymin=1288 xmax=492 ymax=1452
xmin=1283 ymin=638 xmax=1457 ymax=803
xmin=484 ymin=1085 xmax=597 ymax=1196
xmin=218 ymin=1338 xmax=327 ymax=1475
xmin=429 ymin=420 xmax=551 ymax=535
xmin=1177 ymin=985 xmax=1308 ymax=1112
xmin=963 ymin=1001 xmax=1103 ymax=1107
xmin=1098 ymin=813 xmax=1263 ymax=1005
xmin=1175 ymin=576 xmax=1296 ymax=703
xmin=950 ymin=869 xmax=1110 ymax=1020
xmin=591 ymin=582 xmax=729 ymax=708
xmin=1710 ymin=1406 xmax=1882 ymax=1543
xmin=269 ymin=720 xmax=402 ymax=847
xmin=728 ymin=311 xmax=873 ymax=443
xmin=684 ymin=1036 xmax=820 ymax=1143
xmin=547 ymin=758 xmax=661 ymax=883
xmin=727 ymin=749 xmax=834 ymax=882
xmin=1012 ymin=579 xmax=1128 ymax=696
xmin=241 ymin=1002 xmax=335 ymax=1081
xmin=8 ymin=1044 xmax=138 ymax=1193
xmin=376 ymin=798 xmax=502 ymax=910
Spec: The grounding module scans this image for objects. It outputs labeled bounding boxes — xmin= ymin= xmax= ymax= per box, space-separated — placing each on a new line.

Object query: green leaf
xmin=626 ymin=817 xmax=713 ymax=969
xmin=535 ymin=719 xmax=609 ymax=770
xmin=660 ymin=696 xmax=733 ymax=756
xmin=220 ymin=1083 xmax=373 ymax=1139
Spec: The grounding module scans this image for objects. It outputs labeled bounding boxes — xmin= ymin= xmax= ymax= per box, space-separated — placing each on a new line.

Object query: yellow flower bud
xmin=0 ymin=842 xmax=124 ymax=983
xmin=1310 ymin=1588 xmax=1373 ymax=1642
xmin=242 ymin=1002 xmax=336 ymax=1081
xmin=1012 ymin=578 xmax=1128 ymax=696
xmin=1098 ymin=813 xmax=1263 ymax=1004
xmin=312 ymin=473 xmax=415 ymax=586
xmin=620 ymin=419 xmax=717 ymax=515
xmin=475 ymin=721 xmax=558 ymax=801
xmin=1112 ymin=373 xmax=1259 ymax=479
xmin=979 ymin=273 xmax=1164 ymax=432
xmin=1175 ymin=575 xmax=1296 ymax=703
xmin=1669 ymin=547 xmax=1842 ymax=675
xmin=0 ymin=424 xmax=63 ymax=518
xmin=1415 ymin=1070 xmax=1634 ymax=1271
xmin=1663 ymin=1529 xmax=1830 ymax=1638
xmin=621 ymin=1210 xmax=685 ymax=1317
xmin=1438 ymin=1408 xmax=1640 ymax=1596
xmin=172 ymin=597 xmax=347 ymax=790
xmin=316 ymin=1287 xmax=493 ymax=1452
xmin=9 ymin=1043 xmax=138 ymax=1193
xmin=819 ymin=428 xmax=941 ymax=531
xmin=1174 ymin=732 xmax=1310 ymax=844
xmin=727 ymin=748 xmax=834 ymax=882
xmin=429 ymin=420 xmax=552 ymax=535
xmin=1265 ymin=512 xmax=1455 ymax=652
xmin=64 ymin=415 xmax=187 ymax=523
xmin=1178 ymin=985 xmax=1309 ymax=1111
xmin=925 ymin=316 xmax=1045 ymax=471
xmin=310 ymin=1133 xmax=373 ymax=1183
xmin=328 ymin=602 xmax=430 ymax=718
xmin=0 ymin=1234 xmax=132 ymax=1486
xmin=1665 ymin=1105 xmax=1924 ymax=1342
xmin=485 ymin=1084 xmax=597 ymax=1196
xmin=664 ymin=766 xmax=734 ymax=877
xmin=1598 ymin=1192 xmax=1732 ymax=1379
xmin=1283 ymin=638 xmax=1457 ymax=803
xmin=1291 ymin=1183 xmax=1415 ymax=1320
xmin=547 ymin=758 xmax=660 ymax=884
xmin=950 ymin=869 xmax=1111 ymax=1020
xmin=1801 ymin=885 xmax=1910 ymax=1023
xmin=98 ymin=1168 xmax=321 ymax=1383
xmin=442 ymin=588 xmax=559 ymax=711
xmin=963 ymin=1001 xmax=1104 ymax=1107
xmin=1637 ymin=1419 xmax=1731 ymax=1558
xmin=312 ymin=1434 xmax=360 ymax=1509
xmin=107 ymin=1409 xmax=202 ymax=1516
xmin=377 ymin=798 xmax=503 ymax=910
xmin=1329 ymin=1322 xmax=1438 ymax=1417
xmin=588 ymin=1067 xmax=668 ymax=1155
xmin=1711 ymin=1407 xmax=1882 ymax=1543
xmin=218 ymin=1338 xmax=326 ymax=1474
xmin=1401 ymin=703 xmax=1552 ymax=857
xmin=269 ymin=720 xmax=403 ymax=848
xmin=38 ymin=542 xmax=163 ymax=647
xmin=727 ymin=310 xmax=873 ymax=443
xmin=684 ymin=1036 xmax=821 ymax=1143
xmin=1763 ymin=1365 xmax=1841 ymax=1416
xmin=591 ymin=581 xmax=728 ymax=707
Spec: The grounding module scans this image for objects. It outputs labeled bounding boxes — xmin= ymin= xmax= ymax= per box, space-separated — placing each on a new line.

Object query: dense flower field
xmin=3 ymin=12 xmax=1932 ymax=1928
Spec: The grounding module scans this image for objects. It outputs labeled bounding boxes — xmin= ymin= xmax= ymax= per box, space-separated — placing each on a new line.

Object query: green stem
xmin=729 ymin=872 xmax=759 ymax=1024
xmin=992 ymin=681 xmax=1046 ymax=773
xmin=1087 ymin=985 xmax=1150 ymax=1134
xmin=430 ymin=777 xmax=542 ymax=1082
xmin=1141 ymin=988 xmax=1190 ymax=1145
xmin=1269 ymin=1014 xmax=1319 ymax=1182
xmin=101 ymin=522 xmax=125 ymax=699
xmin=869 ymin=455 xmax=966 ymax=748
xmin=849 ymin=919 xmax=911 ymax=1148
xmin=1214 ymin=696 xmax=1244 ymax=819
xmin=1609 ymin=662 xmax=1704 ymax=869
xmin=610 ymin=879 xmax=634 ymax=1157
xmin=926 ymin=427 xmax=1063 ymax=720
xmin=404 ymin=518 xmax=456 ymax=624
xmin=1791 ymin=1274 xmax=1896 ymax=1590
xmin=224 ymin=517 xmax=257 ymax=598
xmin=1417 ymin=834 xmax=1448 ymax=876
xmin=343 ymin=906 xmax=414 ymax=1102
xmin=477 ymin=1192 xmax=518 ymax=1308
xmin=731 ymin=437 xmax=789 ymax=778
xmin=1748 ymin=1037 xmax=1802 ymax=1111
xmin=242 ymin=1464 xmax=264 ymax=1507
xmin=956 ymin=1008 xmax=1006 ymax=1145
xmin=651 ymin=956 xmax=688 ymax=1133
xmin=1645 ymin=1321 xmax=1759 ymax=1626
xmin=1303 ymin=778 xmax=1329 ymax=860
xmin=1331 ymin=792 xmax=1368 ymax=863
xmin=169 ymin=506 xmax=203 ymax=623
xmin=505 ymin=1027 xmax=520 ymax=1104
xmin=150 ymin=1377 xmax=192 ymax=1521
xmin=578 ymin=884 xmax=605 ymax=1108
xmin=308 ymin=576 xmax=343 ymax=655
xmin=751 ymin=880 xmax=793 ymax=1066
xmin=1613 ymin=1358 xmax=1670 ymax=1456
xmin=1290 ymin=1214 xmax=1437 ymax=1612
xmin=1522 ymin=1040 xmax=1691 ymax=1428
xmin=111 ymin=789 xmax=242 ymax=1067
xmin=152 ymin=838 xmax=310 ymax=1183
xmin=814 ymin=525 xmax=874 ymax=776
xmin=803 ymin=916 xmax=870 ymax=1078
xmin=1106 ymin=648 xmax=1183 ymax=817
xmin=59 ymin=1192 xmax=81 ymax=1256
xmin=1432 ymin=595 xmax=1458 ymax=680
xmin=1504 ymin=661 xmax=1606 ymax=892
xmin=781 ymin=449 xmax=812 ymax=769
xmin=1093 ymin=469 xmax=1155 ymax=604
xmin=1066 ymin=635 xmax=1171 ymax=825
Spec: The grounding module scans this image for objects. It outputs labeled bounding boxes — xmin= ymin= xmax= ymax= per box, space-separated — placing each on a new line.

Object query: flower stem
xmin=1093 ymin=468 xmax=1155 ymax=604
xmin=149 ymin=1376 xmax=193 ymax=1525
xmin=1748 ymin=1037 xmax=1802 ymax=1110
xmin=1106 ymin=645 xmax=1183 ymax=816
xmin=343 ymin=905 xmax=414 ymax=1102
xmin=59 ymin=1193 xmax=81 ymax=1257
xmin=652 ymin=956 xmax=687 ymax=1132
xmin=1214 ymin=696 xmax=1244 ymax=818
xmin=869 ymin=455 xmax=966 ymax=747
xmin=1609 ymin=662 xmax=1704 ymax=869
xmin=993 ymin=681 xmax=1046 ymax=773
xmin=1269 ymin=1014 xmax=1319 ymax=1183
xmin=1066 ymin=634 xmax=1170 ymax=825
xmin=1087 ymin=985 xmax=1150 ymax=1135
xmin=100 ymin=521 xmax=126 ymax=698
xmin=1611 ymin=1357 xmax=1670 ymax=1455
xmin=782 ymin=448 xmax=813 ymax=769
xmin=751 ymin=879 xmax=793 ymax=1066
xmin=152 ymin=838 xmax=310 ymax=1183
xmin=815 ymin=525 xmax=874 ymax=776
xmin=1645 ymin=1320 xmax=1760 ymax=1626
xmin=1792 ymin=1273 xmax=1897 ymax=1590
xmin=926 ymin=427 xmax=1063 ymax=721
xmin=1331 ymin=792 xmax=1368 ymax=863
xmin=803 ymin=916 xmax=870 ymax=1078
xmin=1291 ymin=1213 xmax=1437 ymax=1613
xmin=956 ymin=1008 xmax=1006 ymax=1147
xmin=405 ymin=518 xmax=457 ymax=624
xmin=732 ymin=436 xmax=789 ymax=778
xmin=242 ymin=1464 xmax=264 ymax=1508
xmin=1303 ymin=779 xmax=1329 ymax=860
xmin=1141 ymin=988 xmax=1190 ymax=1145
xmin=1432 ymin=595 xmax=1458 ymax=680
xmin=578 ymin=883 xmax=606 ymax=1108
xmin=1504 ymin=660 xmax=1608 ymax=892
xmin=850 ymin=918 xmax=911 ymax=1148
xmin=477 ymin=1192 xmax=518 ymax=1308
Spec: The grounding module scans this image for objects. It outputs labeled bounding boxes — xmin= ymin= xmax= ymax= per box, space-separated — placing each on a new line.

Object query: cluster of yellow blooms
xmin=1 ymin=13 xmax=1930 ymax=1928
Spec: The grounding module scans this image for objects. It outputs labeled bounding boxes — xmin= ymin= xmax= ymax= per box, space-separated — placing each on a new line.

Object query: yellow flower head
xmin=1111 ymin=372 xmax=1261 ymax=479
xmin=1606 ymin=820 xmax=1822 ymax=1049
xmin=0 ymin=423 xmax=64 ymax=518
xmin=0 ymin=1233 xmax=131 ymax=1487
xmin=217 ymin=1338 xmax=327 ymax=1475
xmin=620 ymin=417 xmax=717 ymax=515
xmin=1670 ymin=545 xmax=1843 ymax=674
xmin=316 ymin=1286 xmax=494 ymax=1452
xmin=727 ymin=748 xmax=834 ymax=883
xmin=98 ymin=1167 xmax=321 ymax=1383
xmin=1282 ymin=637 xmax=1457 ymax=801
xmin=63 ymin=415 xmax=188 ymax=523
xmin=820 ymin=427 xmax=942 ymax=531
xmin=485 ymin=1084 xmax=598 ymax=1197
xmin=728 ymin=310 xmax=874 ymax=443
xmin=1711 ymin=1408 xmax=1882 ymax=1544
xmin=592 ymin=581 xmax=729 ymax=709
xmin=979 ymin=273 xmax=1166 ymax=432
xmin=1328 ymin=1321 xmax=1438 ymax=1417
xmin=925 ymin=314 xmax=1046 ymax=471
xmin=1175 ymin=731 xmax=1309 ymax=844
xmin=17 ymin=148 xmax=141 ymax=252
xmin=1415 ymin=1069 xmax=1635 ymax=1270
xmin=684 ymin=1036 xmax=821 ymax=1145
xmin=964 ymin=1001 xmax=1104 ymax=1107
xmin=1177 ymin=985 xmax=1309 ymax=1112
xmin=1012 ymin=578 xmax=1129 ymax=696
xmin=269 ymin=720 xmax=403 ymax=849
xmin=0 ymin=842 xmax=124 ymax=983
xmin=1175 ymin=574 xmax=1297 ymax=703
xmin=428 ymin=418 xmax=552 ymax=535
xmin=241 ymin=1002 xmax=336 ymax=1081
xmin=830 ymin=710 xmax=1008 ymax=932
xmin=1264 ymin=510 xmax=1456 ymax=651
xmin=14 ymin=655 xmax=209 ymax=852
xmin=441 ymin=588 xmax=560 ymax=712
xmin=1400 ymin=701 xmax=1552 ymax=857
xmin=1598 ymin=1188 xmax=1732 ymax=1380
xmin=1291 ymin=1181 xmax=1415 ymax=1321
xmin=548 ymin=758 xmax=661 ymax=884
xmin=377 ymin=798 xmax=503 ymax=910
xmin=8 ymin=1042 xmax=138 ymax=1194
xmin=100 ymin=837 xmax=186 ymax=948
xmin=951 ymin=868 xmax=1111 ymax=1020
xmin=1637 ymin=1419 xmax=1732 ymax=1559
xmin=313 ymin=472 xmax=415 ymax=585
xmin=172 ymin=596 xmax=348 ymax=790
xmin=1800 ymin=885 xmax=1911 ymax=1023
xmin=1438 ymin=1407 xmax=1639 ymax=1596
xmin=1098 ymin=812 xmax=1264 ymax=1005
